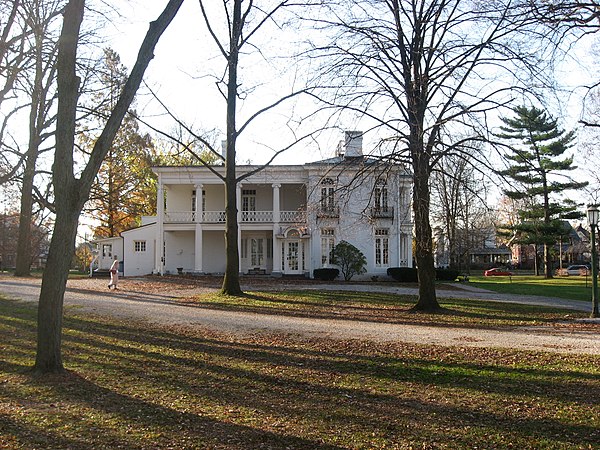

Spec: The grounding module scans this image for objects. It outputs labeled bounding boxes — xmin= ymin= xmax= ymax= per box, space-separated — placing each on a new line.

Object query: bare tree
xmin=14 ymin=0 xmax=63 ymax=277
xmin=431 ymin=150 xmax=490 ymax=272
xmin=34 ymin=0 xmax=184 ymax=374
xmin=310 ymin=0 xmax=555 ymax=311
xmin=197 ymin=0 xmax=314 ymax=295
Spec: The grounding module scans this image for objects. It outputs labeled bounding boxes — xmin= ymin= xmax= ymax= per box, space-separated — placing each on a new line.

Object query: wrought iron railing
xmin=370 ymin=206 xmax=395 ymax=218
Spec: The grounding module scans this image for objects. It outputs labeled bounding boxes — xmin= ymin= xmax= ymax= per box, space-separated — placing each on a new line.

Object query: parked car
xmin=484 ymin=267 xmax=513 ymax=277
xmin=565 ymin=265 xmax=590 ymax=276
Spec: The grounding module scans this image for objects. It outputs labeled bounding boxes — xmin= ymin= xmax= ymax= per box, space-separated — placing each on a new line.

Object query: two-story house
xmin=105 ymin=132 xmax=413 ymax=279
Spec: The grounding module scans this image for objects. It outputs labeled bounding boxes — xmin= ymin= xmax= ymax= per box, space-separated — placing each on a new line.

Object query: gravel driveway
xmin=1 ymin=274 xmax=598 ymax=355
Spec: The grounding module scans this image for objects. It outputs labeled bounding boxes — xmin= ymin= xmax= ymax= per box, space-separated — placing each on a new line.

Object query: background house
xmin=434 ymin=226 xmax=510 ymax=271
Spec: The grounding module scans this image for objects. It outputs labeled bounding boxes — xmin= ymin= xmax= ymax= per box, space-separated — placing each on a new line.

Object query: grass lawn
xmin=181 ymin=290 xmax=587 ymax=328
xmin=1 ymin=295 xmax=598 ymax=449
xmin=469 ymin=275 xmax=594 ymax=303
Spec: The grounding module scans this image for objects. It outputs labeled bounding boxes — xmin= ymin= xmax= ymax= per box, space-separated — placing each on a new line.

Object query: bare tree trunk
xmin=34 ymin=208 xmax=79 ymax=372
xmin=14 ymin=153 xmax=35 ymax=276
xmin=34 ymin=0 xmax=184 ymax=374
xmin=15 ymin=5 xmax=50 ymax=277
xmin=412 ymin=156 xmax=441 ymax=312
xmin=220 ymin=0 xmax=243 ymax=296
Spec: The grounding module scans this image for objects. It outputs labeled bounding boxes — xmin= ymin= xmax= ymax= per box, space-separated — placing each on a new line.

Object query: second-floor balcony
xmin=370 ymin=206 xmax=395 ymax=219
xmin=164 ymin=210 xmax=307 ymax=224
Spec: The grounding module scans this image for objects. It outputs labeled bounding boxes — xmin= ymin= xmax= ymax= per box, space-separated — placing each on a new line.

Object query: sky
xmin=102 ymin=1 xmax=600 ymax=173
xmin=102 ymin=0 xmax=338 ymax=166
xmin=4 ymin=0 xmax=600 ymax=237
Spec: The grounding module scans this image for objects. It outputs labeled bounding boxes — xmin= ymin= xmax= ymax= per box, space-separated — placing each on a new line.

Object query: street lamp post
xmin=586 ymin=205 xmax=599 ymax=318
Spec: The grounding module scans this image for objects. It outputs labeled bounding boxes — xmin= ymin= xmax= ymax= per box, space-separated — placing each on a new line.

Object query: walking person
xmin=108 ymin=257 xmax=119 ymax=290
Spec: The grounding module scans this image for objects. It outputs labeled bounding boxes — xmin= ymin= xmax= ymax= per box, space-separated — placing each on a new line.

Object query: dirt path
xmin=1 ymin=275 xmax=598 ymax=355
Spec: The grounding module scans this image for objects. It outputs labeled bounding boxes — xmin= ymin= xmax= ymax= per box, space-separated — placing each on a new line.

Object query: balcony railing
xmin=370 ymin=206 xmax=395 ymax=218
xmin=203 ymin=211 xmax=226 ymax=223
xmin=241 ymin=211 xmax=273 ymax=222
xmin=164 ymin=210 xmax=307 ymax=224
xmin=317 ymin=205 xmax=340 ymax=218
xmin=164 ymin=211 xmax=194 ymax=222
xmin=280 ymin=210 xmax=307 ymax=223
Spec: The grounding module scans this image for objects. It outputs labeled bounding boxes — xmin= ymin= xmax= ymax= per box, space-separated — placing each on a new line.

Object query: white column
xmin=272 ymin=183 xmax=282 ymax=276
xmin=195 ymin=184 xmax=203 ymax=223
xmin=237 ymin=184 xmax=242 ymax=273
xmin=272 ymin=183 xmax=281 ymax=223
xmin=194 ymin=223 xmax=203 ymax=273
xmin=156 ymin=180 xmax=164 ymax=275
xmin=193 ymin=184 xmax=203 ymax=272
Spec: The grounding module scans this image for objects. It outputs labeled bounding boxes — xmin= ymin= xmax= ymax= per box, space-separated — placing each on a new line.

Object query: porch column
xmin=272 ymin=183 xmax=281 ymax=223
xmin=156 ymin=179 xmax=165 ymax=275
xmin=237 ymin=184 xmax=242 ymax=273
xmin=272 ymin=183 xmax=282 ymax=276
xmin=195 ymin=184 xmax=203 ymax=223
xmin=194 ymin=223 xmax=203 ymax=273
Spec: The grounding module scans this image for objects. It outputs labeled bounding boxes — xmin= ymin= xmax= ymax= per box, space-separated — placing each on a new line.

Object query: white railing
xmin=241 ymin=211 xmax=273 ymax=222
xmin=203 ymin=211 xmax=226 ymax=223
xmin=164 ymin=211 xmax=194 ymax=222
xmin=163 ymin=209 xmax=308 ymax=224
xmin=280 ymin=210 xmax=307 ymax=223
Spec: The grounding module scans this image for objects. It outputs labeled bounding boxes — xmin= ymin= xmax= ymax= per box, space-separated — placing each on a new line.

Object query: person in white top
xmin=108 ymin=257 xmax=119 ymax=289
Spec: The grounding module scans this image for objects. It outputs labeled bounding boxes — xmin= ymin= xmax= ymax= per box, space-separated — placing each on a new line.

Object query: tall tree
xmin=82 ymin=49 xmax=156 ymax=238
xmin=496 ymin=105 xmax=586 ymax=278
xmin=312 ymin=0 xmax=551 ymax=311
xmin=34 ymin=0 xmax=184 ymax=374
xmin=197 ymin=0 xmax=311 ymax=296
xmin=14 ymin=0 xmax=63 ymax=276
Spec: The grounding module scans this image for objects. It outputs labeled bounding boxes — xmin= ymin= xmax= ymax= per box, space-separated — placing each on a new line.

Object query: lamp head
xmin=587 ymin=204 xmax=600 ymax=227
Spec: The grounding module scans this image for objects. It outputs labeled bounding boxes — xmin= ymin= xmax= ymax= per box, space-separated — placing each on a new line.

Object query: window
xmin=374 ymin=182 xmax=389 ymax=212
xmin=320 ymin=178 xmax=335 ymax=212
xmin=242 ymin=189 xmax=256 ymax=212
xmin=134 ymin=241 xmax=146 ymax=252
xmin=321 ymin=228 xmax=335 ymax=266
xmin=102 ymin=244 xmax=112 ymax=257
xmin=375 ymin=229 xmax=389 ymax=267
xmin=242 ymin=189 xmax=257 ymax=221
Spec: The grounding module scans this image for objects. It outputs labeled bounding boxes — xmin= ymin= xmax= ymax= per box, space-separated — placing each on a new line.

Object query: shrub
xmin=387 ymin=267 xmax=418 ymax=282
xmin=435 ymin=268 xmax=460 ymax=281
xmin=332 ymin=241 xmax=367 ymax=281
xmin=313 ymin=268 xmax=340 ymax=281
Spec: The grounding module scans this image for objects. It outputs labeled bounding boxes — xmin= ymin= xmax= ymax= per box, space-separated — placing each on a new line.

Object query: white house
xmin=90 ymin=236 xmax=123 ymax=275
xmin=107 ymin=132 xmax=413 ymax=278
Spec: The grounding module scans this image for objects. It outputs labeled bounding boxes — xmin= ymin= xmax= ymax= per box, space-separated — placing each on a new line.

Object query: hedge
xmin=387 ymin=267 xmax=418 ymax=282
xmin=313 ymin=268 xmax=340 ymax=281
xmin=435 ymin=268 xmax=460 ymax=281
xmin=387 ymin=267 xmax=460 ymax=282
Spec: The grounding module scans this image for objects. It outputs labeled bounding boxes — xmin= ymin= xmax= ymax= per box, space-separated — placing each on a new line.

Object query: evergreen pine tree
xmin=496 ymin=106 xmax=587 ymax=278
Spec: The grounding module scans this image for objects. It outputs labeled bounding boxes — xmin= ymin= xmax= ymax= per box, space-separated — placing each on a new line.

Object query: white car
xmin=565 ymin=265 xmax=590 ymax=276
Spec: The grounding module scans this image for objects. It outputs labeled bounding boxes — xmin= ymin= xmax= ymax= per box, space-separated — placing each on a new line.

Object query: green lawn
xmin=469 ymin=275 xmax=592 ymax=301
xmin=182 ymin=290 xmax=586 ymax=327
xmin=468 ymin=275 xmax=594 ymax=302
xmin=1 ymin=296 xmax=598 ymax=449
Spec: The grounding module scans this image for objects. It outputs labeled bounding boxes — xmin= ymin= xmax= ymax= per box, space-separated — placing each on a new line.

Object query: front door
xmin=285 ymin=240 xmax=302 ymax=274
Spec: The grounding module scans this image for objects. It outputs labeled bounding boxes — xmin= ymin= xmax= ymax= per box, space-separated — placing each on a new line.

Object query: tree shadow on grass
xmin=186 ymin=291 xmax=580 ymax=330
xmin=1 ymin=298 xmax=599 ymax=448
